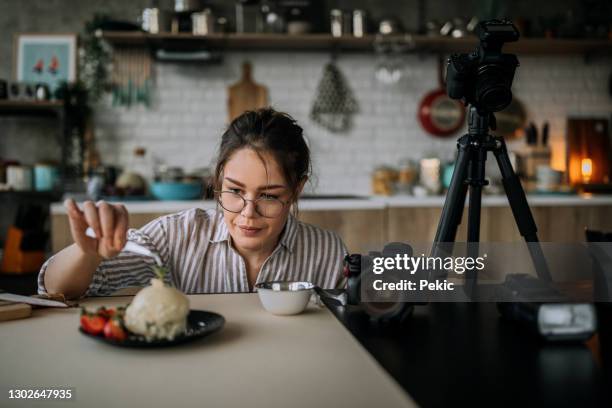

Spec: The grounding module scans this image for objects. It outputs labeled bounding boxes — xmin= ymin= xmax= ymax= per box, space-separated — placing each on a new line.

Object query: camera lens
xmin=474 ymin=64 xmax=513 ymax=112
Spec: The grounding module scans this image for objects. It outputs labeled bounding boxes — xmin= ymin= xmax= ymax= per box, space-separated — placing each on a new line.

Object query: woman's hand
xmin=64 ymin=199 xmax=129 ymax=259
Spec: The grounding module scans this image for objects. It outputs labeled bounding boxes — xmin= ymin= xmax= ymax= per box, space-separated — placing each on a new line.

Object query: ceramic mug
xmin=34 ymin=164 xmax=59 ymax=191
xmin=536 ymin=165 xmax=563 ymax=191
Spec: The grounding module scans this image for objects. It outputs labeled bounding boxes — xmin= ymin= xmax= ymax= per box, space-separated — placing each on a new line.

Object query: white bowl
xmin=255 ymin=281 xmax=314 ymax=315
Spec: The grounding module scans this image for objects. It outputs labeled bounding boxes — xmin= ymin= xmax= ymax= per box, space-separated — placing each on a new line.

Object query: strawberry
xmin=80 ymin=314 xmax=107 ymax=335
xmin=103 ymin=318 xmax=127 ymax=341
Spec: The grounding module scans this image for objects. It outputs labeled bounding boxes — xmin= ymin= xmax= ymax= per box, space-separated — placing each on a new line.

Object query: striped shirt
xmin=38 ymin=208 xmax=348 ymax=296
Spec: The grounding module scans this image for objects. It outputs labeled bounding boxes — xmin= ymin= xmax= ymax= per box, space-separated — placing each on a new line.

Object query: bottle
xmin=330 ymin=9 xmax=342 ymax=37
xmin=115 ymin=147 xmax=149 ymax=196
xmin=131 ymin=147 xmax=152 ymax=181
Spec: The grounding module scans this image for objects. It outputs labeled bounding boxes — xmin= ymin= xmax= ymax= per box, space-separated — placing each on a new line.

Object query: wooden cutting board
xmin=227 ymin=62 xmax=268 ymax=122
xmin=0 ymin=300 xmax=32 ymax=322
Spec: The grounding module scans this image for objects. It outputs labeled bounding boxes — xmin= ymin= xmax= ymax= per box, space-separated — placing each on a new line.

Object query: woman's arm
xmin=43 ymin=244 xmax=103 ymax=299
xmin=40 ymin=205 xmax=173 ymax=299
xmin=40 ymin=199 xmax=128 ymax=299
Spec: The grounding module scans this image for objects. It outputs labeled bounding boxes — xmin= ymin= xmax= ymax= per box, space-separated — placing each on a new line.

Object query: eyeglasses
xmin=216 ymin=190 xmax=289 ymax=218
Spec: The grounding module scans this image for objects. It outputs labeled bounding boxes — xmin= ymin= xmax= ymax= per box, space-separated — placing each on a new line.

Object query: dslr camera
xmin=344 ymin=243 xmax=416 ymax=325
xmin=446 ymin=19 xmax=520 ymax=113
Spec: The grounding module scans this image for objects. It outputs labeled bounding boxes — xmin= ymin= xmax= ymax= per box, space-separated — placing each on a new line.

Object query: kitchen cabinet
xmin=387 ymin=205 xmax=612 ymax=242
xmin=298 ymin=209 xmax=386 ymax=253
xmin=50 ymin=196 xmax=612 ymax=254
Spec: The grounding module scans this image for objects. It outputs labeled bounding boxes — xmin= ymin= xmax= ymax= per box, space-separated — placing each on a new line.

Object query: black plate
xmin=79 ymin=310 xmax=225 ymax=348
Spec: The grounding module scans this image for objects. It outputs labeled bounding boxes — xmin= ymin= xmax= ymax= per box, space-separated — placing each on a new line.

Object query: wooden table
xmin=0 ymin=294 xmax=416 ymax=408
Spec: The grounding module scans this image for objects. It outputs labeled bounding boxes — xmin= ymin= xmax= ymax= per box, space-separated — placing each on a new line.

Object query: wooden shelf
xmin=0 ymin=100 xmax=65 ymax=116
xmin=100 ymin=31 xmax=612 ymax=55
xmin=0 ymin=190 xmax=63 ymax=200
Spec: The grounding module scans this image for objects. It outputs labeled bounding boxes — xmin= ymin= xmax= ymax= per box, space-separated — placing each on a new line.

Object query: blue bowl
xmin=151 ymin=182 xmax=203 ymax=201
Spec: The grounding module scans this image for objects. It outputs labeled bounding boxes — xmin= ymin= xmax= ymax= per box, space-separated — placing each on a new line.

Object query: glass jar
xmin=397 ymin=159 xmax=417 ymax=194
xmin=371 ymin=166 xmax=399 ymax=196
xmin=419 ymin=157 xmax=441 ymax=194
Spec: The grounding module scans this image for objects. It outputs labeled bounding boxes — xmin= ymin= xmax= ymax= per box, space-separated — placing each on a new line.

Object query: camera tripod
xmin=433 ymin=106 xmax=552 ymax=291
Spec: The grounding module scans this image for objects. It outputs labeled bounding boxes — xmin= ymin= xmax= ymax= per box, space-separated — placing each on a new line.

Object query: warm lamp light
xmin=581 ymin=158 xmax=593 ymax=183
xmin=567 ymin=118 xmax=610 ymax=186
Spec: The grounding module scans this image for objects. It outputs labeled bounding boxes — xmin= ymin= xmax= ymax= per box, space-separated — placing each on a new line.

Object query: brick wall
xmin=90 ymin=52 xmax=612 ymax=195
xmin=1 ymin=0 xmax=611 ymax=196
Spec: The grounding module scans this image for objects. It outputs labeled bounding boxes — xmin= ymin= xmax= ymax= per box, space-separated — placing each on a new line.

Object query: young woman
xmin=39 ymin=108 xmax=348 ymax=299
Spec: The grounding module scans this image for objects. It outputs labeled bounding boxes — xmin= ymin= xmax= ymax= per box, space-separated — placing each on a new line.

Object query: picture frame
xmin=13 ymin=33 xmax=78 ymax=93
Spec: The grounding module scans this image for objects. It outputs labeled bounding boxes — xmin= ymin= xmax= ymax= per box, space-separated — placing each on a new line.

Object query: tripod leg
xmin=431 ymin=137 xmax=470 ymax=280
xmin=434 ymin=136 xmax=470 ymax=244
xmin=467 ymin=147 xmax=487 ymax=243
xmin=464 ymin=146 xmax=488 ymax=297
xmin=493 ymin=137 xmax=552 ymax=282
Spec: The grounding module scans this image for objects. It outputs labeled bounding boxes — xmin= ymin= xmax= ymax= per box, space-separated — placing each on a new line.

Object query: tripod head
xmin=445 ymin=19 xmax=520 ymax=119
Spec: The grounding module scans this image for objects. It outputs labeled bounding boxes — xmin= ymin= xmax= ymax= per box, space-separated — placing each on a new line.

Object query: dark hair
xmin=214 ymin=107 xmax=311 ymax=214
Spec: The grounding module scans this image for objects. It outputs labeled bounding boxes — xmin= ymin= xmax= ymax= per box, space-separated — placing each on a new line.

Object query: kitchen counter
xmin=50 ymin=194 xmax=612 ymax=214
xmin=0 ymin=294 xmax=415 ymax=408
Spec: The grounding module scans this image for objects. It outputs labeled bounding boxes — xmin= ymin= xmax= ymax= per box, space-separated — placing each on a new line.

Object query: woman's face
xmin=220 ymin=148 xmax=301 ymax=254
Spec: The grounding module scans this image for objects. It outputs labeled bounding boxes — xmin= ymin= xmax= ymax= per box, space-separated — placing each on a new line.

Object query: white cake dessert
xmin=124 ymin=273 xmax=190 ymax=341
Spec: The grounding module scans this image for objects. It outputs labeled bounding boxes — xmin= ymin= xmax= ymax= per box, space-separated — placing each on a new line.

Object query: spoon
xmin=85 ymin=227 xmax=163 ymax=266
xmin=314 ymin=286 xmax=347 ymax=307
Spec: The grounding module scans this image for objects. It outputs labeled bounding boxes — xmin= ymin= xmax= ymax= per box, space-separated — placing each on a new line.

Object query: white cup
xmin=6 ymin=165 xmax=33 ymax=191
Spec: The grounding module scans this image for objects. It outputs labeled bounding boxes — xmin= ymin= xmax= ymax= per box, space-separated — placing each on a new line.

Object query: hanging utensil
xmin=310 ymin=58 xmax=359 ymax=133
xmin=111 ymin=46 xmax=152 ymax=108
xmin=417 ymin=56 xmax=465 ymax=137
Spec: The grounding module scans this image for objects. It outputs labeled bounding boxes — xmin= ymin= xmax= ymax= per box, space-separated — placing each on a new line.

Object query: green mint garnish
xmin=153 ymin=265 xmax=168 ymax=280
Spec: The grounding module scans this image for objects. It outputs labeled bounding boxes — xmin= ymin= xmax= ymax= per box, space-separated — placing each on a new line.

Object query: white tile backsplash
xmin=3 ymin=52 xmax=610 ymax=196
